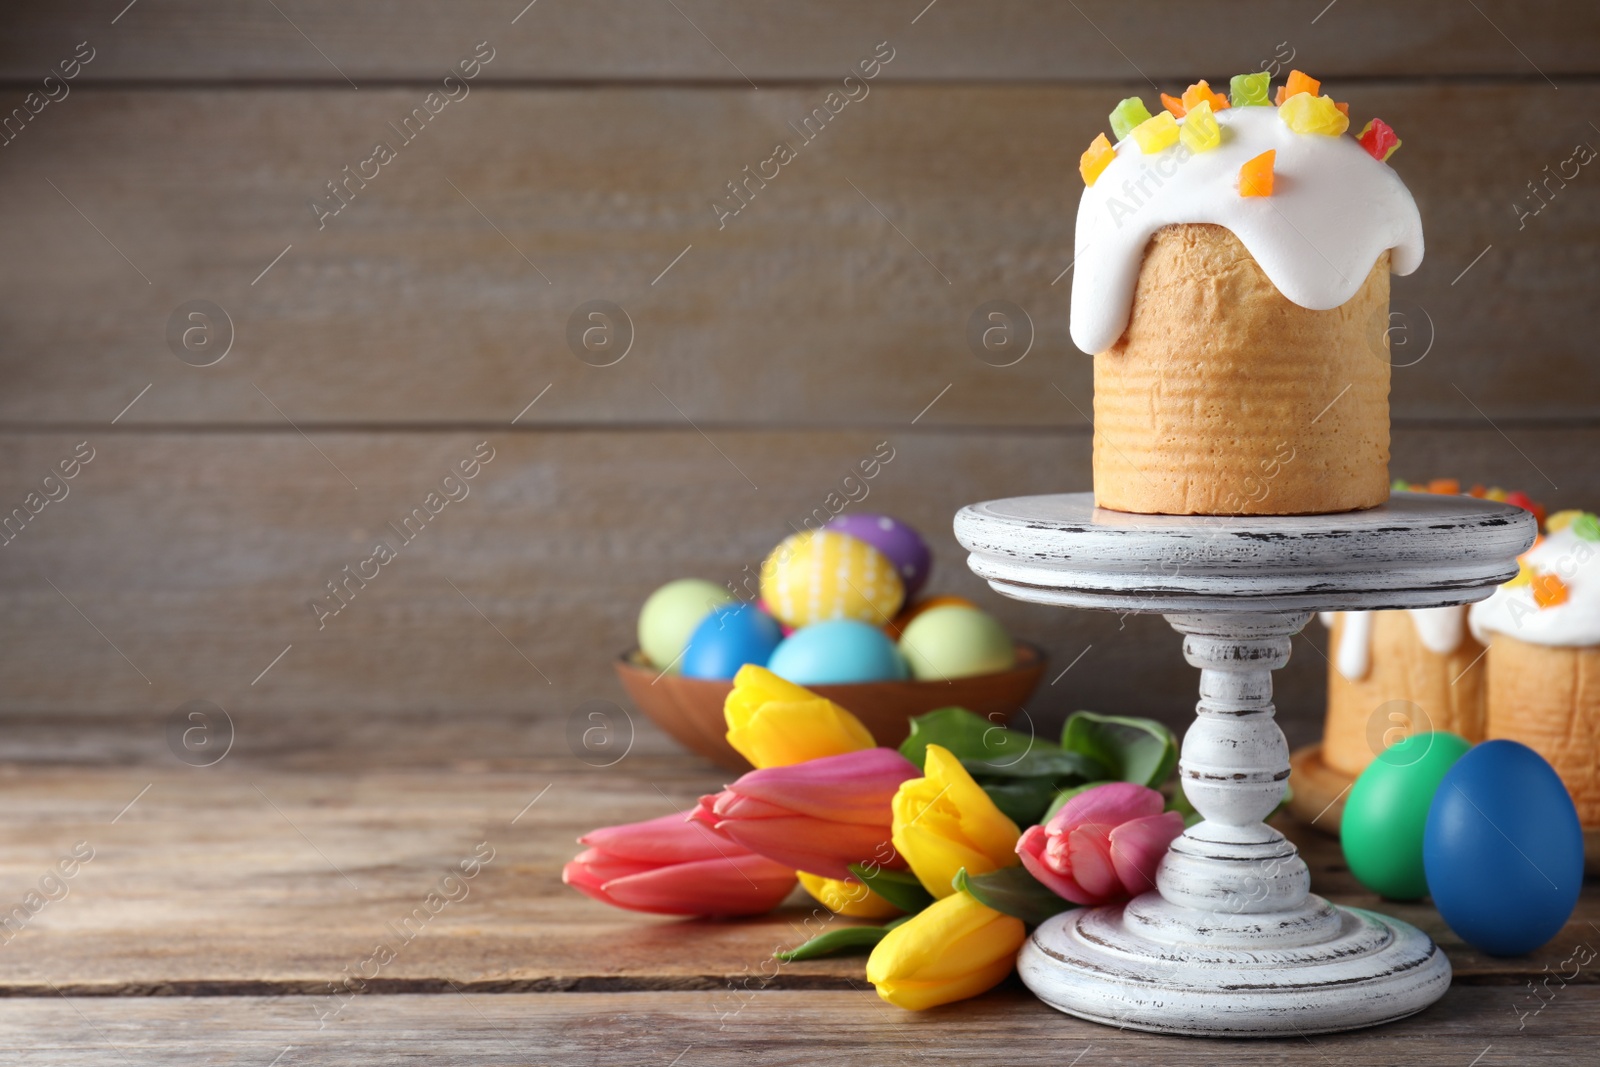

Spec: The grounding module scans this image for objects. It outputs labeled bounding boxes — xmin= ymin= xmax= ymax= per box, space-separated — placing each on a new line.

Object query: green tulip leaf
xmin=975 ymin=775 xmax=1062 ymax=828
xmin=899 ymin=706 xmax=1039 ymax=771
xmin=1060 ymin=711 xmax=1178 ymax=788
xmin=847 ymin=864 xmax=935 ymax=914
xmin=962 ymin=747 xmax=1105 ymax=782
xmin=954 ymin=866 xmax=1076 ymax=927
xmin=774 ymin=916 xmax=911 ymax=961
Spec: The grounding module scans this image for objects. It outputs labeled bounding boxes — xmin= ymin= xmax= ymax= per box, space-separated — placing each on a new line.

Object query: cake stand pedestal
xmin=954 ymin=491 xmax=1536 ymax=1037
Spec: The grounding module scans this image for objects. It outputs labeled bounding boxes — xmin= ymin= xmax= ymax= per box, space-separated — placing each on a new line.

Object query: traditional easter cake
xmin=1315 ymin=482 xmax=1544 ymax=778
xmin=1073 ymin=74 xmax=1422 ymax=515
xmin=1470 ymin=510 xmax=1600 ymax=826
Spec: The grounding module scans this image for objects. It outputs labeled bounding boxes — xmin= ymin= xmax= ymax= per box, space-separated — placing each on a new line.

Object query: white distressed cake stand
xmin=954 ymin=491 xmax=1537 ymax=1037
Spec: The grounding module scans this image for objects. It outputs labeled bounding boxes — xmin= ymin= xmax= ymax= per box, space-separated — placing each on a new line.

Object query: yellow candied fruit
xmin=1546 ymin=509 xmax=1583 ymax=533
xmin=1279 ymin=93 xmax=1350 ymax=136
xmin=1079 ymin=132 xmax=1115 ymax=186
xmin=1130 ymin=111 xmax=1180 ymax=153
xmin=1533 ymin=572 xmax=1570 ymax=609
xmin=1179 ymin=100 xmax=1222 ymax=153
xmin=1505 ymin=560 xmax=1533 ymax=588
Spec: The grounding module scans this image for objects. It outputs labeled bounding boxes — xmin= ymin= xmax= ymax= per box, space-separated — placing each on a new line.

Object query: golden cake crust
xmin=1092 ymin=224 xmax=1391 ymax=516
xmin=1485 ymin=634 xmax=1600 ymax=827
xmin=1322 ymin=611 xmax=1486 ymax=779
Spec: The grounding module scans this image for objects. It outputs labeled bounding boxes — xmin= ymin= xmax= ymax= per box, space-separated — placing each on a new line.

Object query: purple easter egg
xmin=824 ymin=514 xmax=931 ymax=599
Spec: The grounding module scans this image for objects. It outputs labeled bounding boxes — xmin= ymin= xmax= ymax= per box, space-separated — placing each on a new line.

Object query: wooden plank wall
xmin=0 ymin=2 xmax=1596 ymax=752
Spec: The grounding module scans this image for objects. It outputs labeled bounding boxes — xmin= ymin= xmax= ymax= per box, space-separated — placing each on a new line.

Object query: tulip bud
xmin=891 ymin=744 xmax=1021 ymax=898
xmin=562 ymin=811 xmax=795 ymax=916
xmin=866 ymin=891 xmax=1026 ymax=1010
xmin=691 ymin=747 xmax=917 ymax=880
xmin=797 ymin=872 xmax=903 ymax=919
xmin=723 ymin=665 xmax=877 ymax=768
xmin=1015 ymin=781 xmax=1184 ymax=906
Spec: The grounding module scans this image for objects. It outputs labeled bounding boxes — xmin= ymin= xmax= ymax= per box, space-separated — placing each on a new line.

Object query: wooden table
xmin=0 ymin=708 xmax=1593 ymax=1064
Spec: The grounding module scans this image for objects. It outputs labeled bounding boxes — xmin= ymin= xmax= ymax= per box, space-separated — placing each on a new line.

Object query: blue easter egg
xmin=766 ymin=620 xmax=908 ymax=685
xmin=1424 ymin=740 xmax=1583 ymax=956
xmin=679 ymin=603 xmax=784 ymax=681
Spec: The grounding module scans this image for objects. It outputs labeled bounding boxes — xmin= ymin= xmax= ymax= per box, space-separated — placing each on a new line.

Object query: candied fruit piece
xmin=1547 ymin=509 xmax=1582 ymax=532
xmin=1182 ymin=79 xmax=1230 ymax=113
xmin=1230 ymin=72 xmax=1271 ymax=106
xmin=1533 ymin=572 xmax=1570 ymax=609
xmin=1358 ymin=118 xmax=1402 ymax=162
xmin=1110 ymin=97 xmax=1153 ymax=141
xmin=1179 ymin=99 xmax=1222 ymax=153
xmin=1505 ymin=560 xmax=1534 ymax=588
xmin=1505 ymin=491 xmax=1547 ymax=527
xmin=1280 ymin=93 xmax=1350 ymax=135
xmin=1574 ymin=512 xmax=1600 ymax=541
xmin=1335 ymin=101 xmax=1349 ymax=117
xmin=1130 ymin=111 xmax=1180 ymax=153
xmin=1284 ymin=69 xmax=1321 ymax=100
xmin=1160 ymin=92 xmax=1186 ymax=118
xmin=1239 ymin=149 xmax=1275 ymax=197
xmin=1426 ymin=478 xmax=1461 ymax=496
xmin=1079 ymin=132 xmax=1115 ymax=186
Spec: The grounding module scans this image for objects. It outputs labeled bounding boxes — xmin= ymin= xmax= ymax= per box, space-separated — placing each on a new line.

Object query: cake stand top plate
xmin=954 ymin=491 xmax=1537 ymax=615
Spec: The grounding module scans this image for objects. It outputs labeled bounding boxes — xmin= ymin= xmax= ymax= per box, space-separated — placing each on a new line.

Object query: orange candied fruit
xmin=1275 ymin=70 xmax=1321 ymax=106
xmin=1239 ymin=149 xmax=1276 ymax=197
xmin=1182 ymin=80 xmax=1231 ymax=113
xmin=1532 ymin=572 xmax=1570 ymax=609
xmin=1426 ymin=478 xmax=1461 ymax=496
xmin=1079 ymin=132 xmax=1115 ymax=186
xmin=1161 ymin=92 xmax=1186 ymax=118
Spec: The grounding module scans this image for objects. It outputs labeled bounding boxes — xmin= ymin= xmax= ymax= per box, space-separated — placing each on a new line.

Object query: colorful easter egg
xmin=885 ymin=595 xmax=976 ymax=639
xmin=760 ymin=530 xmax=905 ymax=629
xmin=898 ymin=605 xmax=1014 ymax=681
xmin=767 ymin=620 xmax=909 ymax=685
xmin=680 ymin=603 xmax=784 ymax=681
xmin=1340 ymin=731 xmax=1471 ymax=900
xmin=1424 ymin=740 xmax=1583 ymax=956
xmin=824 ymin=514 xmax=933 ymax=600
xmin=637 ymin=578 xmax=732 ymax=671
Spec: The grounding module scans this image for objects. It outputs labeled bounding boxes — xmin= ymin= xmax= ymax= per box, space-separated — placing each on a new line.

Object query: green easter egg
xmin=1341 ymin=730 xmax=1472 ymax=900
xmin=638 ymin=579 xmax=732 ymax=671
xmin=898 ymin=605 xmax=1014 ymax=681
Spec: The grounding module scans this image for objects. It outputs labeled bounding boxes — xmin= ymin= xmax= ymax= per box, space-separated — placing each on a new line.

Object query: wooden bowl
xmin=614 ymin=642 xmax=1048 ymax=771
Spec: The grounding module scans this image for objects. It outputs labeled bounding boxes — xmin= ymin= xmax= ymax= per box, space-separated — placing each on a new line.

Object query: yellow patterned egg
xmin=760 ymin=531 xmax=905 ymax=628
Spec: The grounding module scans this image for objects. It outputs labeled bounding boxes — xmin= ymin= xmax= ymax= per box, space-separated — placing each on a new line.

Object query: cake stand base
xmin=955 ymin=492 xmax=1538 ymax=1037
xmin=1018 ymin=896 xmax=1449 ymax=1037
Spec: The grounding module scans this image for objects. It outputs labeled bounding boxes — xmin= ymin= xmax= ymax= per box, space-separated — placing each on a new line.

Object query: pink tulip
xmin=1015 ymin=782 xmax=1185 ymax=906
xmin=563 ymin=811 xmax=796 ymax=917
xmin=691 ymin=747 xmax=918 ymax=881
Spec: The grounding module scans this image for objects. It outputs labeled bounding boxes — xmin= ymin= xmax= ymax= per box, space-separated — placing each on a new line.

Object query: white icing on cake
xmin=1471 ymin=527 xmax=1600 ymax=648
xmin=1321 ymin=606 xmax=1469 ymax=682
xmin=1070 ymin=105 xmax=1425 ymax=355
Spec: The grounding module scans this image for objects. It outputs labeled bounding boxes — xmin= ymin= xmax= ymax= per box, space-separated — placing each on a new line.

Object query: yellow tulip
xmin=797 ymin=871 xmax=903 ymax=920
xmin=723 ymin=665 xmax=875 ymax=768
xmin=891 ymin=744 xmax=1021 ymax=898
xmin=866 ymin=891 xmax=1026 ymax=1010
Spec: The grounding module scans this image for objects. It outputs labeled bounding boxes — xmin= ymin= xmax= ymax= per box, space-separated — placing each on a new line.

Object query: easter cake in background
xmin=615 ymin=513 xmax=1045 ymax=769
xmin=1073 ymin=73 xmax=1420 ymax=515
xmin=1289 ymin=481 xmax=1545 ymax=829
xmin=1471 ymin=508 xmax=1600 ymax=829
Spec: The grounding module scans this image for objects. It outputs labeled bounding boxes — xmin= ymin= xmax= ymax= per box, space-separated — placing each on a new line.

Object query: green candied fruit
xmin=1109 ymin=97 xmax=1153 ymax=141
xmin=1573 ymin=512 xmax=1600 ymax=542
xmin=1391 ymin=479 xmax=1412 ymax=491
xmin=1230 ymin=72 xmax=1272 ymax=106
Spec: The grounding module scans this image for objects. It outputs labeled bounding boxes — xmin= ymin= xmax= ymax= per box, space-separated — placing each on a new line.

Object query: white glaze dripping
xmin=1321 ymin=607 xmax=1469 ymax=682
xmin=1070 ymin=106 xmax=1425 ymax=355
